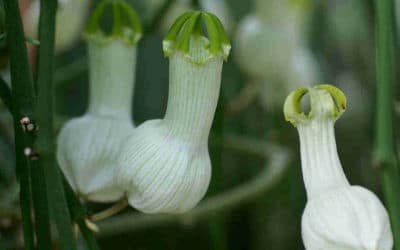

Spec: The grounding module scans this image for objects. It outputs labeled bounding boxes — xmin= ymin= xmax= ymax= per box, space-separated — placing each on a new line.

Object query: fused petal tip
xmin=283 ymin=84 xmax=347 ymax=126
xmin=83 ymin=0 xmax=142 ymax=45
xmin=163 ymin=11 xmax=231 ymax=64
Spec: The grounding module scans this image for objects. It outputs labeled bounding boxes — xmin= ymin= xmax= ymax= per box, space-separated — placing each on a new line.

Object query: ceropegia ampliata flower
xmin=57 ymin=1 xmax=142 ymax=202
xmin=284 ymin=85 xmax=393 ymax=250
xmin=117 ymin=11 xmax=230 ymax=214
xmin=235 ymin=0 xmax=319 ymax=110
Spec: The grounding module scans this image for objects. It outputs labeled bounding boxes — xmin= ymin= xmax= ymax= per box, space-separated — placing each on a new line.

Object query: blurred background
xmin=0 ymin=0 xmax=395 ymax=249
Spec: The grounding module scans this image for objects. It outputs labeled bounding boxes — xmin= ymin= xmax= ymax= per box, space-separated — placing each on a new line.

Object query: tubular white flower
xmin=56 ymin=1 xmax=142 ymax=202
xmin=284 ymin=85 xmax=393 ymax=250
xmin=117 ymin=11 xmax=230 ymax=214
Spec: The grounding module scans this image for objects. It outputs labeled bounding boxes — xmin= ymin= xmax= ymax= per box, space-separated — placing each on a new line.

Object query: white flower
xmin=284 ymin=85 xmax=393 ymax=250
xmin=235 ymin=0 xmax=319 ymax=110
xmin=57 ymin=2 xmax=142 ymax=202
xmin=117 ymin=11 xmax=230 ymax=214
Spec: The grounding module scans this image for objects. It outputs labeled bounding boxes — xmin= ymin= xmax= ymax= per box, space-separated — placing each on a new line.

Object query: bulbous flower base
xmin=117 ymin=120 xmax=211 ymax=214
xmin=57 ymin=115 xmax=133 ymax=202
xmin=302 ymin=186 xmax=393 ymax=250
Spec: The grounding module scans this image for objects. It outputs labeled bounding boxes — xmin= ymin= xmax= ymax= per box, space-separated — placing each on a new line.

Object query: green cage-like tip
xmin=162 ymin=11 xmax=231 ymax=63
xmin=283 ymin=84 xmax=347 ymax=127
xmin=83 ymin=0 xmax=142 ymax=45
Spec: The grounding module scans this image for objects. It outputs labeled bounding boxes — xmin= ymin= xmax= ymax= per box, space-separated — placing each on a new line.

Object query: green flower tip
xmin=283 ymin=84 xmax=347 ymax=126
xmin=163 ymin=11 xmax=231 ymax=64
xmin=83 ymin=0 xmax=142 ymax=45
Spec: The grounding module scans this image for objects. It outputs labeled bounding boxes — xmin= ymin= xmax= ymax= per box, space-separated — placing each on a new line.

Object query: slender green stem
xmin=375 ymin=0 xmax=400 ymax=248
xmin=0 ymin=77 xmax=12 ymax=112
xmin=15 ymin=138 xmax=35 ymax=250
xmin=64 ymin=179 xmax=100 ymax=250
xmin=3 ymin=0 xmax=36 ymax=248
xmin=77 ymin=219 xmax=100 ymax=250
xmin=29 ymin=160 xmax=52 ymax=250
xmin=98 ymin=137 xmax=290 ymax=237
xmin=36 ymin=0 xmax=77 ymax=249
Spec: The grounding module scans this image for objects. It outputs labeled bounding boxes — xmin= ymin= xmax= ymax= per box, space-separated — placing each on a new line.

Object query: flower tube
xmin=117 ymin=11 xmax=230 ymax=214
xmin=284 ymin=85 xmax=393 ymax=249
xmin=57 ymin=1 xmax=142 ymax=202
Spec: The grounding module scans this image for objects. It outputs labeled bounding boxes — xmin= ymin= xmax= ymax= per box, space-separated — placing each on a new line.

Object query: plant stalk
xmin=375 ymin=0 xmax=400 ymax=248
xmin=35 ymin=0 xmax=77 ymax=249
xmin=64 ymin=178 xmax=100 ymax=250
xmin=3 ymin=0 xmax=36 ymax=248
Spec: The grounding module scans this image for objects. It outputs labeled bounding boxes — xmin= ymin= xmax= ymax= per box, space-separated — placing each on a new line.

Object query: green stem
xmin=30 ymin=160 xmax=52 ymax=250
xmin=64 ymin=179 xmax=100 ymax=250
xmin=375 ymin=0 xmax=400 ymax=248
xmin=36 ymin=0 xmax=77 ymax=249
xmin=15 ymin=138 xmax=35 ymax=250
xmin=3 ymin=0 xmax=37 ymax=249
xmin=77 ymin=219 xmax=100 ymax=250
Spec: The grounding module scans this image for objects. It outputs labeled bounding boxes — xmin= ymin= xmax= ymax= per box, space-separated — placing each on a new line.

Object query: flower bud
xmin=56 ymin=1 xmax=142 ymax=202
xmin=117 ymin=11 xmax=230 ymax=213
xmin=284 ymin=85 xmax=393 ymax=249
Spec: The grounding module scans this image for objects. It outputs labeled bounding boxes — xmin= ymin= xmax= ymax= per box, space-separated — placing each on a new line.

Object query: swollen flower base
xmin=117 ymin=11 xmax=230 ymax=213
xmin=57 ymin=1 xmax=142 ymax=202
xmin=284 ymin=85 xmax=393 ymax=249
